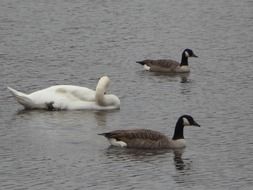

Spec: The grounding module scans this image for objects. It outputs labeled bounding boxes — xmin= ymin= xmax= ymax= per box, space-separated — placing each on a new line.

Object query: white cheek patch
xmin=183 ymin=117 xmax=190 ymax=126
xmin=184 ymin=51 xmax=189 ymax=57
xmin=108 ymin=138 xmax=127 ymax=147
xmin=144 ymin=64 xmax=151 ymax=71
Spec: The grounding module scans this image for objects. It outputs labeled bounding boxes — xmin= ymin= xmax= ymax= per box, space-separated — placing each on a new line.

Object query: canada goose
xmin=136 ymin=49 xmax=198 ymax=73
xmin=99 ymin=115 xmax=200 ymax=149
xmin=8 ymin=76 xmax=120 ymax=110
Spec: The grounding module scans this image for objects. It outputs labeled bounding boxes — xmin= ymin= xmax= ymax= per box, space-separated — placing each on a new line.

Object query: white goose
xmin=8 ymin=76 xmax=120 ymax=110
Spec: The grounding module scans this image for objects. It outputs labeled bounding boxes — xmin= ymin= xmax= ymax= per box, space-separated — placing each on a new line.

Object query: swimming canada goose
xmin=136 ymin=49 xmax=198 ymax=73
xmin=8 ymin=76 xmax=120 ymax=110
xmin=99 ymin=115 xmax=200 ymax=149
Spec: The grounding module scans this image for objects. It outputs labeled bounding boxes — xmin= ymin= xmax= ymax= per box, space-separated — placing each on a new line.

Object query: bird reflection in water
xmin=173 ymin=148 xmax=190 ymax=171
xmin=103 ymin=146 xmax=191 ymax=171
xmin=150 ymin=72 xmax=190 ymax=83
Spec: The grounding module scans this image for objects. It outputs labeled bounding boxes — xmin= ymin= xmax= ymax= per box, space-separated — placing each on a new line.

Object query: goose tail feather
xmin=98 ymin=133 xmax=107 ymax=136
xmin=136 ymin=61 xmax=145 ymax=65
xmin=98 ymin=133 xmax=111 ymax=138
xmin=7 ymin=87 xmax=34 ymax=109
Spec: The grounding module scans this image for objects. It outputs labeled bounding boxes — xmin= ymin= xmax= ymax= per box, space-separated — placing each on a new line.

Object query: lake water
xmin=0 ymin=0 xmax=253 ymax=189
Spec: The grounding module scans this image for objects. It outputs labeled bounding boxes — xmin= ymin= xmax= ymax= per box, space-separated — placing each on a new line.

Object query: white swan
xmin=8 ymin=76 xmax=120 ymax=110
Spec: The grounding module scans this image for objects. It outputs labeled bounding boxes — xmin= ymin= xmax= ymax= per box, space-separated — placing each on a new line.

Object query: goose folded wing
xmin=144 ymin=59 xmax=179 ymax=69
xmin=105 ymin=129 xmax=167 ymax=141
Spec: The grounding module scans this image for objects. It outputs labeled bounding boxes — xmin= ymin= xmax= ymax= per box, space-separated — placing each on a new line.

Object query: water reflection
xmin=14 ymin=109 xmax=86 ymax=121
xmin=11 ymin=109 xmax=57 ymax=123
xmin=94 ymin=110 xmax=118 ymax=127
xmin=179 ymin=73 xmax=190 ymax=83
xmin=150 ymin=72 xmax=190 ymax=83
xmin=94 ymin=111 xmax=107 ymax=127
xmin=172 ymin=149 xmax=194 ymax=187
xmin=103 ymin=146 xmax=189 ymax=171
xmin=173 ymin=149 xmax=191 ymax=171
xmin=13 ymin=109 xmax=117 ymax=128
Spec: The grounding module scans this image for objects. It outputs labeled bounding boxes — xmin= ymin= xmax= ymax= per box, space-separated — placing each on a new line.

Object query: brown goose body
xmin=136 ymin=49 xmax=198 ymax=73
xmin=99 ymin=115 xmax=200 ymax=149
xmin=136 ymin=59 xmax=181 ymax=72
xmin=100 ymin=129 xmax=172 ymax=149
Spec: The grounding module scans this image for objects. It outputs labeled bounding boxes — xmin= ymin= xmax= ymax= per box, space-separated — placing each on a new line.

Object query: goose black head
xmin=183 ymin=49 xmax=198 ymax=58
xmin=172 ymin=115 xmax=200 ymax=140
xmin=181 ymin=115 xmax=200 ymax=127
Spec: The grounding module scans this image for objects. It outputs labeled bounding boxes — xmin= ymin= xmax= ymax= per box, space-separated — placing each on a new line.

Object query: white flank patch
xmin=144 ymin=64 xmax=151 ymax=71
xmin=109 ymin=138 xmax=127 ymax=147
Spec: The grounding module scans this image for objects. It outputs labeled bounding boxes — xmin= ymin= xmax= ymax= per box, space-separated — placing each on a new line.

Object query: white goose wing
xmin=54 ymin=85 xmax=96 ymax=102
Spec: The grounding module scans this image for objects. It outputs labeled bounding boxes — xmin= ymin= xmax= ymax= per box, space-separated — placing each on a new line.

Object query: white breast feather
xmin=109 ymin=138 xmax=127 ymax=147
xmin=177 ymin=66 xmax=190 ymax=72
xmin=171 ymin=139 xmax=186 ymax=148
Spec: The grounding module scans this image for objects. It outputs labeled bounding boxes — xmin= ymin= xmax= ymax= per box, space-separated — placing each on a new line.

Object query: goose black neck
xmin=180 ymin=53 xmax=188 ymax=66
xmin=172 ymin=118 xmax=184 ymax=140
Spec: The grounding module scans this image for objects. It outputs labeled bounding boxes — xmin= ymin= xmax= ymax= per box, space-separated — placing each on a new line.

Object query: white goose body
xmin=99 ymin=115 xmax=200 ymax=149
xmin=8 ymin=76 xmax=120 ymax=110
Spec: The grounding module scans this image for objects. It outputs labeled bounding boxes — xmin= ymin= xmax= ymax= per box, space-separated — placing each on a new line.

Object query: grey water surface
xmin=0 ymin=0 xmax=253 ymax=189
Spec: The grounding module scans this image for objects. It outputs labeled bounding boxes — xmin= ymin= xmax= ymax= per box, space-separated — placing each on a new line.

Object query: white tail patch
xmin=108 ymin=138 xmax=127 ymax=147
xmin=144 ymin=64 xmax=151 ymax=71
